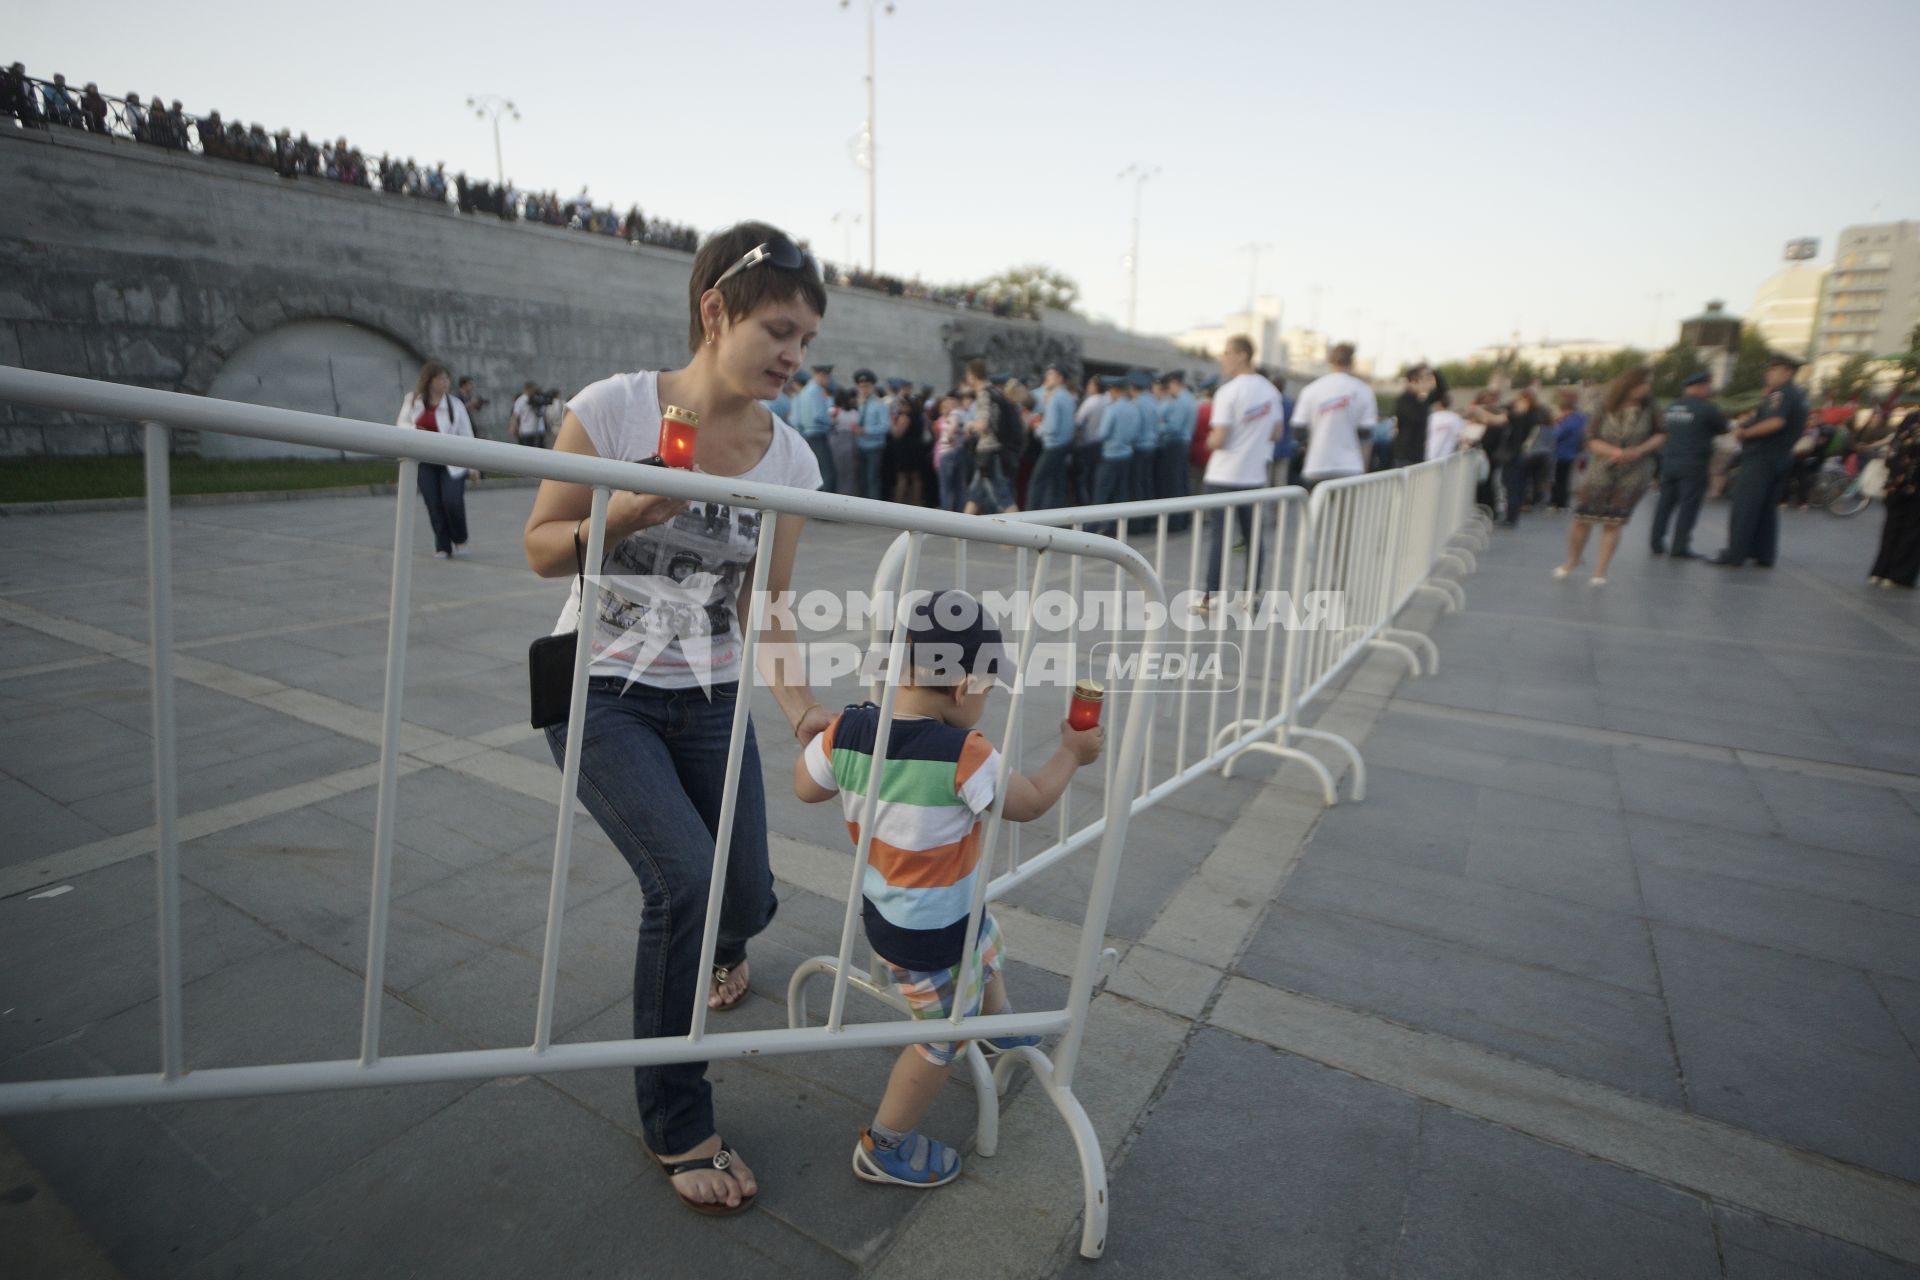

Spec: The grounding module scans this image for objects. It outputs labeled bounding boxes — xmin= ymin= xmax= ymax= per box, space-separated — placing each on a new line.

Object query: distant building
xmin=1462 ymin=338 xmax=1627 ymax=373
xmin=1171 ymin=296 xmax=1285 ymax=366
xmin=1169 ymin=301 xmax=1367 ymax=378
xmin=1749 ymin=261 xmax=1828 ymax=359
xmin=1811 ymin=220 xmax=1920 ymax=370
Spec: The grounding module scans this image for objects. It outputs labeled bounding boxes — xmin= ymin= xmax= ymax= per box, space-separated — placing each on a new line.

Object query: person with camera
xmin=512 ymin=381 xmax=548 ymax=447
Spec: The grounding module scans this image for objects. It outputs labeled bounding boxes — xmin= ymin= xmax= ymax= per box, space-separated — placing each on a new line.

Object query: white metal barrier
xmin=0 ymin=367 xmax=1165 ymax=1261
xmin=848 ymin=454 xmax=1481 ymax=834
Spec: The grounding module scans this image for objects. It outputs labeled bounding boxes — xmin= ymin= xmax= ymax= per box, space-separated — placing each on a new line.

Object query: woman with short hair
xmin=522 ymin=221 xmax=830 ymax=1216
xmin=1555 ymin=367 xmax=1665 ymax=587
xmin=396 ymin=361 xmax=474 ymax=558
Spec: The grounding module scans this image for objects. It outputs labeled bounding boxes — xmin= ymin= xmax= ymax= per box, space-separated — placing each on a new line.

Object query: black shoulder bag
xmin=528 ymin=520 xmax=587 ymax=729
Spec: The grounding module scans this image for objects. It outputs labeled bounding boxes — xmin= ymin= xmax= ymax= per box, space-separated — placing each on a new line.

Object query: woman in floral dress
xmin=1554 ymin=367 xmax=1665 ymax=587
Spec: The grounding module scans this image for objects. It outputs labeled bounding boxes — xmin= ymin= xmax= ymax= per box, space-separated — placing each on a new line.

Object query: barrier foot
xmin=1367 ymin=635 xmax=1424 ymax=678
xmin=1409 ymin=582 xmax=1460 ymax=614
xmin=789 ymin=956 xmax=1003 ymax=1157
xmin=1434 ymin=577 xmax=1468 ymax=610
xmin=1292 ymin=726 xmax=1366 ymax=802
xmin=1209 ymin=717 xmax=1267 ymax=756
xmin=992 ymin=1048 xmax=1109 ymax=1260
xmin=1440 ymin=548 xmax=1475 ymax=576
xmin=1222 ymin=740 xmax=1337 ymax=805
xmin=1382 ymin=627 xmax=1440 ymax=674
xmin=966 ymin=1044 xmax=1000 ymax=1155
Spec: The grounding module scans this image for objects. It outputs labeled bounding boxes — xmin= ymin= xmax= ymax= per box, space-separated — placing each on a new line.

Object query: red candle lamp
xmin=1068 ymin=678 xmax=1104 ymax=731
xmin=660 ymin=405 xmax=700 ymax=469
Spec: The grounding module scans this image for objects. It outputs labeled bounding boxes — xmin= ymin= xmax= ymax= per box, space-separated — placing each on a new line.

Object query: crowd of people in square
xmin=756 ymin=341 xmax=1920 ymax=595
xmin=1391 ymin=357 xmax=1920 ymax=590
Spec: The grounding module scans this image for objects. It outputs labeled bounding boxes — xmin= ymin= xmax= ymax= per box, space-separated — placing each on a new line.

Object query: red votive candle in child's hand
xmin=1068 ymin=679 xmax=1104 ymax=731
xmin=660 ymin=405 xmax=699 ymax=469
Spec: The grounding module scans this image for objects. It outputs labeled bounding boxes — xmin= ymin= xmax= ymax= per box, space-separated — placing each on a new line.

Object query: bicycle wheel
xmin=1808 ymin=469 xmax=1847 ymax=509
xmin=1827 ymin=486 xmax=1869 ymax=518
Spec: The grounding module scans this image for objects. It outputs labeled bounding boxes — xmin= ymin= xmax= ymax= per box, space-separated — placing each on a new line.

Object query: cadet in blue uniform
xmin=763 ymin=372 xmax=798 ymax=425
xmin=1710 ymin=354 xmax=1808 ymax=568
xmin=1159 ymin=370 xmax=1197 ymax=532
xmin=1090 ymin=379 xmax=1142 ymax=535
xmin=852 ymin=368 xmax=890 ymax=501
xmin=1126 ymin=371 xmax=1160 ymax=533
xmin=792 ymin=364 xmax=837 ymax=492
xmin=1028 ymin=363 xmax=1076 ymax=509
xmin=1649 ymin=371 xmax=1728 ymax=558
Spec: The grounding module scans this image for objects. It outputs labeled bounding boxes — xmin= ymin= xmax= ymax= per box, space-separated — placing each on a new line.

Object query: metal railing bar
xmin=531 ymin=487 xmax=610 ymax=1052
xmin=359 ymin=463 xmax=417 ymax=1065
xmin=143 ymin=422 xmax=184 ymax=1081
xmin=687 ymin=509 xmax=781 ymax=1044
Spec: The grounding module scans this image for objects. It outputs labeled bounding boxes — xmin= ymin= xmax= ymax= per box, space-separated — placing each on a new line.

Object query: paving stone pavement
xmin=2 ymin=483 xmax=1918 ymax=1278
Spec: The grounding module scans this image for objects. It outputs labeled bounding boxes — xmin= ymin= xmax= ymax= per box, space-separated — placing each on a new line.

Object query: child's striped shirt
xmin=802 ymin=702 xmax=1002 ymax=970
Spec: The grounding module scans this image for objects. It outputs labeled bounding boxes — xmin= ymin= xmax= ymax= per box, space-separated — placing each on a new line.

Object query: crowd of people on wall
xmin=3 ymin=62 xmax=1020 ymax=311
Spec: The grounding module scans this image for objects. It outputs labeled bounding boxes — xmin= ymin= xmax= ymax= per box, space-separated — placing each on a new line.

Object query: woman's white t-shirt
xmin=551 ymin=371 xmax=822 ymax=690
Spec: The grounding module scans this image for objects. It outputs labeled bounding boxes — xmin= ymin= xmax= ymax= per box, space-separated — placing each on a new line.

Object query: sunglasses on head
xmin=712 ymin=233 xmax=814 ymax=289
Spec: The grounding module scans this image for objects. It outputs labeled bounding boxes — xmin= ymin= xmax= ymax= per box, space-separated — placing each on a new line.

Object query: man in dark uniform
xmin=1710 ymin=353 xmax=1808 ymax=568
xmin=1649 ymin=371 xmax=1728 ymax=558
xmin=1392 ymin=365 xmax=1448 ymax=466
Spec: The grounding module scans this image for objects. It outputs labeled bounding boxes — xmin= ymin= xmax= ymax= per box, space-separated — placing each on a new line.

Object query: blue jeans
xmin=804 ymin=433 xmax=836 ymax=493
xmin=858 ymin=445 xmax=885 ymax=501
xmin=544 ymin=678 xmax=775 ymax=1155
xmin=937 ymin=450 xmax=966 ymax=511
xmin=416 ymin=463 xmax=468 ymax=554
xmin=965 ymin=455 xmax=1015 ymax=514
xmin=1202 ymin=482 xmax=1265 ymax=593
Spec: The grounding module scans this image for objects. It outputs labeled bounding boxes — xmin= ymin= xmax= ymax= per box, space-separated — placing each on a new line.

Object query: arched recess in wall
xmin=201 ymin=318 xmax=420 ymax=459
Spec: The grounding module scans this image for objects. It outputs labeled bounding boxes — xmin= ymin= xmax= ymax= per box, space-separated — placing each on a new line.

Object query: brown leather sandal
xmin=709 ymin=959 xmax=750 ymax=1012
xmin=647 ymin=1141 xmax=756 ymax=1216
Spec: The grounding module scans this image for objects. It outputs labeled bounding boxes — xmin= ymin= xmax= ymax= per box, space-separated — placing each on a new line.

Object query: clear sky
xmin=15 ymin=0 xmax=1919 ymax=370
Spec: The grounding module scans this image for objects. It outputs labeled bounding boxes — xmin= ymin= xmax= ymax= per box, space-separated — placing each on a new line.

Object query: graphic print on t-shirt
xmin=595 ymin=500 xmax=762 ymax=692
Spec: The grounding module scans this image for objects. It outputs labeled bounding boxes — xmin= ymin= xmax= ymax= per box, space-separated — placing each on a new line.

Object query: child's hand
xmin=1060 ymin=719 xmax=1104 ymax=766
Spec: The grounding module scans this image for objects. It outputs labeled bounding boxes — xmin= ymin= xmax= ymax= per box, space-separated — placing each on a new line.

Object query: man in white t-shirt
xmin=1290 ymin=342 xmax=1379 ymax=485
xmin=1426 ymin=394 xmax=1466 ymax=460
xmin=1199 ymin=334 xmax=1286 ymax=604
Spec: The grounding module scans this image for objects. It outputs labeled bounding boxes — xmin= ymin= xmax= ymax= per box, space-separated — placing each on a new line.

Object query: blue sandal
xmin=853 ymin=1128 xmax=962 ymax=1187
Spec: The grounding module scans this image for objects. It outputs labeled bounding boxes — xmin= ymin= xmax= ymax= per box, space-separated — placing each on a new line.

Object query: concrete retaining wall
xmin=0 ymin=126 xmax=1210 ymax=457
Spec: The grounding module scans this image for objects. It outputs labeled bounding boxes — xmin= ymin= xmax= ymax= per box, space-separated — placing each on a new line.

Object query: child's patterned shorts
xmin=880 ymin=913 xmax=1005 ymax=1066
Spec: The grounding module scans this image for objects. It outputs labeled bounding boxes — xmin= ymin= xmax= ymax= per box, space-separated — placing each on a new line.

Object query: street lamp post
xmin=840 ymin=0 xmax=893 ymax=273
xmin=1118 ymin=163 xmax=1159 ymax=332
xmin=465 ymin=94 xmax=519 ymax=188
xmin=1239 ymin=240 xmax=1275 ymax=357
xmin=831 ymin=210 xmax=864 ymax=265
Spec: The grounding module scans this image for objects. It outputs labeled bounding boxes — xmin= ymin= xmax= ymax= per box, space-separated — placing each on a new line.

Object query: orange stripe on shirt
xmin=952 ymin=731 xmax=994 ymax=793
xmin=844 ymin=821 xmax=983 ymax=890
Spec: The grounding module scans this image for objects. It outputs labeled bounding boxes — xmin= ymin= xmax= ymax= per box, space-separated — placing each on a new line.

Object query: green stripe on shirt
xmin=829 ymin=749 xmax=958 ymax=807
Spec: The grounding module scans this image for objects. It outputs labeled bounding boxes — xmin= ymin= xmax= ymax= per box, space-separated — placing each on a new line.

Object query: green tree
xmin=1725 ymin=326 xmax=1774 ymax=396
xmin=1435 ymin=359 xmax=1499 ymax=387
xmin=1829 ymin=354 xmax=1875 ymax=402
xmin=967 ymin=264 xmax=1080 ymax=319
xmin=1888 ymin=321 xmax=1920 ymax=403
xmin=1651 ymin=343 xmax=1707 ymax=399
